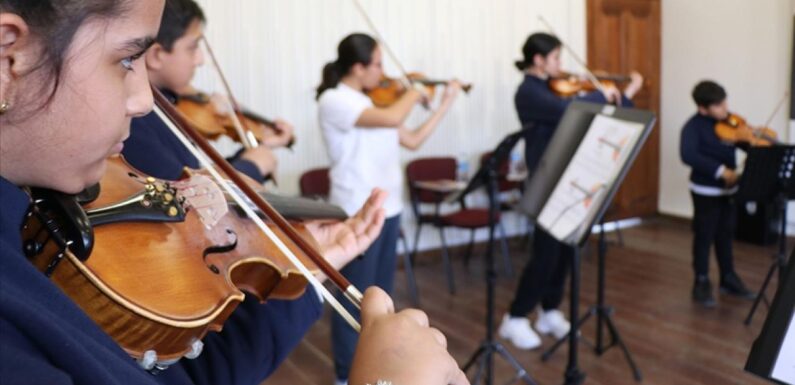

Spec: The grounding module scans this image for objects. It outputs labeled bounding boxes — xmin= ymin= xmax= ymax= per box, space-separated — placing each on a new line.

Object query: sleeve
xmin=227 ymin=150 xmax=267 ymax=183
xmin=0 ymin=319 xmax=74 ymax=385
xmin=680 ymin=122 xmax=723 ymax=178
xmin=175 ymin=286 xmax=324 ymax=385
xmin=318 ymin=92 xmax=368 ymax=132
xmin=528 ymin=89 xmax=575 ymax=126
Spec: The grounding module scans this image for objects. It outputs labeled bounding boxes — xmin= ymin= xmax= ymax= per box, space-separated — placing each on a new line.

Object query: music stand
xmin=738 ymin=146 xmax=795 ymax=325
xmin=518 ymin=101 xmax=655 ymax=385
xmin=746 ymin=248 xmax=795 ymax=384
xmin=450 ymin=127 xmax=537 ymax=385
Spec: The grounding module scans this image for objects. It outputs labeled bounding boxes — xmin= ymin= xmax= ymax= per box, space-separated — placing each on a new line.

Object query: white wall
xmin=659 ymin=0 xmax=793 ymax=219
xmin=192 ymin=0 xmax=587 ymax=251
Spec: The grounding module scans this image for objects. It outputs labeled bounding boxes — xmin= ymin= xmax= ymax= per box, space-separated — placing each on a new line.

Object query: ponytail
xmin=316 ymin=61 xmax=343 ymax=100
xmin=315 ymin=33 xmax=378 ymax=99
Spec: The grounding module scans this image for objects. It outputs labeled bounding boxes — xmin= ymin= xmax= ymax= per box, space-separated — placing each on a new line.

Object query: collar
xmin=0 ymin=176 xmax=32 ymax=251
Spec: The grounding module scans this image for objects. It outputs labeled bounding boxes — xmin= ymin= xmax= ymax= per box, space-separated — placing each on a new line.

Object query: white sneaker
xmin=535 ymin=309 xmax=570 ymax=339
xmin=334 ymin=380 xmax=348 ymax=385
xmin=498 ymin=314 xmax=541 ymax=350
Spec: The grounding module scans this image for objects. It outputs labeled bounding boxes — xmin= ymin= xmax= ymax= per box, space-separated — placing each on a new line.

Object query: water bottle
xmin=508 ymin=149 xmax=524 ymax=178
xmin=456 ymin=153 xmax=470 ymax=182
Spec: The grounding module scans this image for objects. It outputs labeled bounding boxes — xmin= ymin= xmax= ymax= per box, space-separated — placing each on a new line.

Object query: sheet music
xmin=773 ymin=314 xmax=795 ymax=383
xmin=537 ymin=114 xmax=644 ymax=243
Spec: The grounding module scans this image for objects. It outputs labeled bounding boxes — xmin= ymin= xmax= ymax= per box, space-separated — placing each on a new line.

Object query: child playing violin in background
xmin=0 ymin=1 xmax=468 ymax=384
xmin=316 ymin=32 xmax=462 ymax=385
xmin=680 ymin=80 xmax=755 ymax=307
xmin=499 ymin=32 xmax=644 ymax=351
xmin=126 ymin=0 xmax=293 ymax=183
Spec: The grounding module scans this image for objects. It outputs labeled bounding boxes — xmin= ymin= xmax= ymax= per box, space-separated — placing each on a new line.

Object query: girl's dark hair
xmin=315 ymin=33 xmax=377 ymax=100
xmin=0 ymin=0 xmax=130 ymax=111
xmin=692 ymin=80 xmax=727 ymax=108
xmin=515 ymin=32 xmax=562 ymax=71
xmin=157 ymin=0 xmax=205 ymax=52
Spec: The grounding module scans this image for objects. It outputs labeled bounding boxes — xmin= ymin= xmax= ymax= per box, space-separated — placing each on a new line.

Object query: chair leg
xmin=438 ymin=227 xmax=456 ymax=295
xmin=497 ymin=222 xmax=513 ymax=277
xmin=399 ymin=230 xmax=420 ymax=307
xmin=464 ymin=229 xmax=476 ymax=268
xmin=412 ymin=223 xmax=423 ymax=265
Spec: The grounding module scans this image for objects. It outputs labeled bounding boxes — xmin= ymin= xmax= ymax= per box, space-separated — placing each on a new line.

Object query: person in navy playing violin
xmin=499 ymin=32 xmax=644 ymax=350
xmin=680 ymin=80 xmax=755 ymax=307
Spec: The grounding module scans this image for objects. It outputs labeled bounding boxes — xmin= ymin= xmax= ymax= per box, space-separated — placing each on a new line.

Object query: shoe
xmin=692 ymin=276 xmax=716 ymax=307
xmin=720 ymin=272 xmax=756 ymax=300
xmin=334 ymin=379 xmax=347 ymax=385
xmin=534 ymin=309 xmax=571 ymax=339
xmin=498 ymin=314 xmax=541 ymax=350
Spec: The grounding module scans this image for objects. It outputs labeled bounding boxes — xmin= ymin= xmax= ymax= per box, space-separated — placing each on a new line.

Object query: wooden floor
xmin=264 ymin=217 xmax=785 ymax=385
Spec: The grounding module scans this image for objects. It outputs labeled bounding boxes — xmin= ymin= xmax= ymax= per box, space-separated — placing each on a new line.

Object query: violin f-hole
xmin=202 ymin=228 xmax=238 ymax=274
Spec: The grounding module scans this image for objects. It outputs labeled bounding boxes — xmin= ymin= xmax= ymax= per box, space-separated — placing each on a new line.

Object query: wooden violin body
xmin=715 ymin=113 xmax=778 ymax=147
xmin=367 ymin=72 xmax=472 ymax=107
xmin=176 ymin=91 xmax=292 ymax=147
xmin=22 ymin=156 xmax=318 ymax=365
xmin=548 ymin=71 xmax=631 ymax=97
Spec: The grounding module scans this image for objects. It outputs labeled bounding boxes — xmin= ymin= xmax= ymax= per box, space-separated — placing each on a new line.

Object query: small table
xmin=413 ymin=179 xmax=467 ymax=194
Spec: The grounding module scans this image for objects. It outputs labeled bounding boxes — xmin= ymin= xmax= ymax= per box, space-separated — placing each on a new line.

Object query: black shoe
xmin=720 ymin=272 xmax=756 ymax=300
xmin=692 ymin=276 xmax=716 ymax=307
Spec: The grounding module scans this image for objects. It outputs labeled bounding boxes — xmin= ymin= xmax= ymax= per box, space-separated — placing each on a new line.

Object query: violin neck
xmin=417 ymin=79 xmax=472 ymax=93
xmin=239 ymin=108 xmax=277 ymax=129
xmin=595 ymin=74 xmax=630 ymax=82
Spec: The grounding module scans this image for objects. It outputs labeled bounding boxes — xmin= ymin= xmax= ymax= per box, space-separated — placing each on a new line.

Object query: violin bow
xmin=200 ymin=36 xmax=259 ymax=149
xmin=537 ymin=15 xmax=609 ymax=96
xmin=351 ymin=0 xmax=414 ymax=90
xmin=762 ymin=91 xmax=790 ymax=129
xmin=153 ymin=87 xmax=364 ymax=332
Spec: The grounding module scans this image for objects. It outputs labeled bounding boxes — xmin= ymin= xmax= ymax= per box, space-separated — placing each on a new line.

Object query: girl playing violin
xmin=316 ymin=32 xmax=462 ymax=385
xmin=131 ymin=0 xmax=293 ymax=183
xmin=0 ymin=1 xmax=468 ymax=385
xmin=499 ymin=32 xmax=644 ymax=351
xmin=680 ymin=80 xmax=755 ymax=307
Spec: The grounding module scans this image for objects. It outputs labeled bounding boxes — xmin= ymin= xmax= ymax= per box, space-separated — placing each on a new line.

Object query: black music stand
xmin=746 ymin=248 xmax=795 ymax=384
xmin=452 ymin=128 xmax=537 ymax=385
xmin=739 ymin=146 xmax=795 ymax=325
xmin=518 ymin=101 xmax=655 ymax=385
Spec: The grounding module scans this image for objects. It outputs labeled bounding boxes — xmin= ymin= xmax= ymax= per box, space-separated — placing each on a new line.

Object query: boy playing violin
xmin=680 ymin=80 xmax=755 ymax=307
xmin=127 ymin=0 xmax=293 ymax=183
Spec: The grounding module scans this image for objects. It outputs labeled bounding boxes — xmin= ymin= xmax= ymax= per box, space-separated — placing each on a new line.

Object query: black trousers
xmin=690 ymin=192 xmax=736 ymax=278
xmin=509 ymin=228 xmax=571 ymax=317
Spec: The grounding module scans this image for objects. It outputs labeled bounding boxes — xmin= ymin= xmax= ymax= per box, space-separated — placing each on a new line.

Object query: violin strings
xmin=153 ymin=105 xmax=362 ymax=333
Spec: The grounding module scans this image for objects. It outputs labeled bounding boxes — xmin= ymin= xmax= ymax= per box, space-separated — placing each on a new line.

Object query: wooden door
xmin=587 ymin=0 xmax=661 ymax=219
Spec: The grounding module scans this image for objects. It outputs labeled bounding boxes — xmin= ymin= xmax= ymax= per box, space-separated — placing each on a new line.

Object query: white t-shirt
xmin=318 ymin=83 xmax=403 ymax=217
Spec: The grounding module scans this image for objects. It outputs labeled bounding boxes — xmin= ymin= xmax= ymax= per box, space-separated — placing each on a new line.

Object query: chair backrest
xmin=299 ymin=167 xmax=330 ymax=199
xmin=405 ymin=157 xmax=457 ymax=209
xmin=480 ymin=151 xmax=522 ymax=193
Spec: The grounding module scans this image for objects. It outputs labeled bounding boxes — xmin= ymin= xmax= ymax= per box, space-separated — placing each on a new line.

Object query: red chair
xmin=299 ymin=167 xmax=331 ymax=199
xmin=406 ymin=157 xmax=511 ymax=295
xmin=298 ymin=167 xmax=419 ymax=306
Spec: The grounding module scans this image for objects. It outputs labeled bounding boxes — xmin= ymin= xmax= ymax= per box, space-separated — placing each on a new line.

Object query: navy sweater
xmin=514 ymin=74 xmax=632 ymax=175
xmin=679 ymin=113 xmax=737 ymax=188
